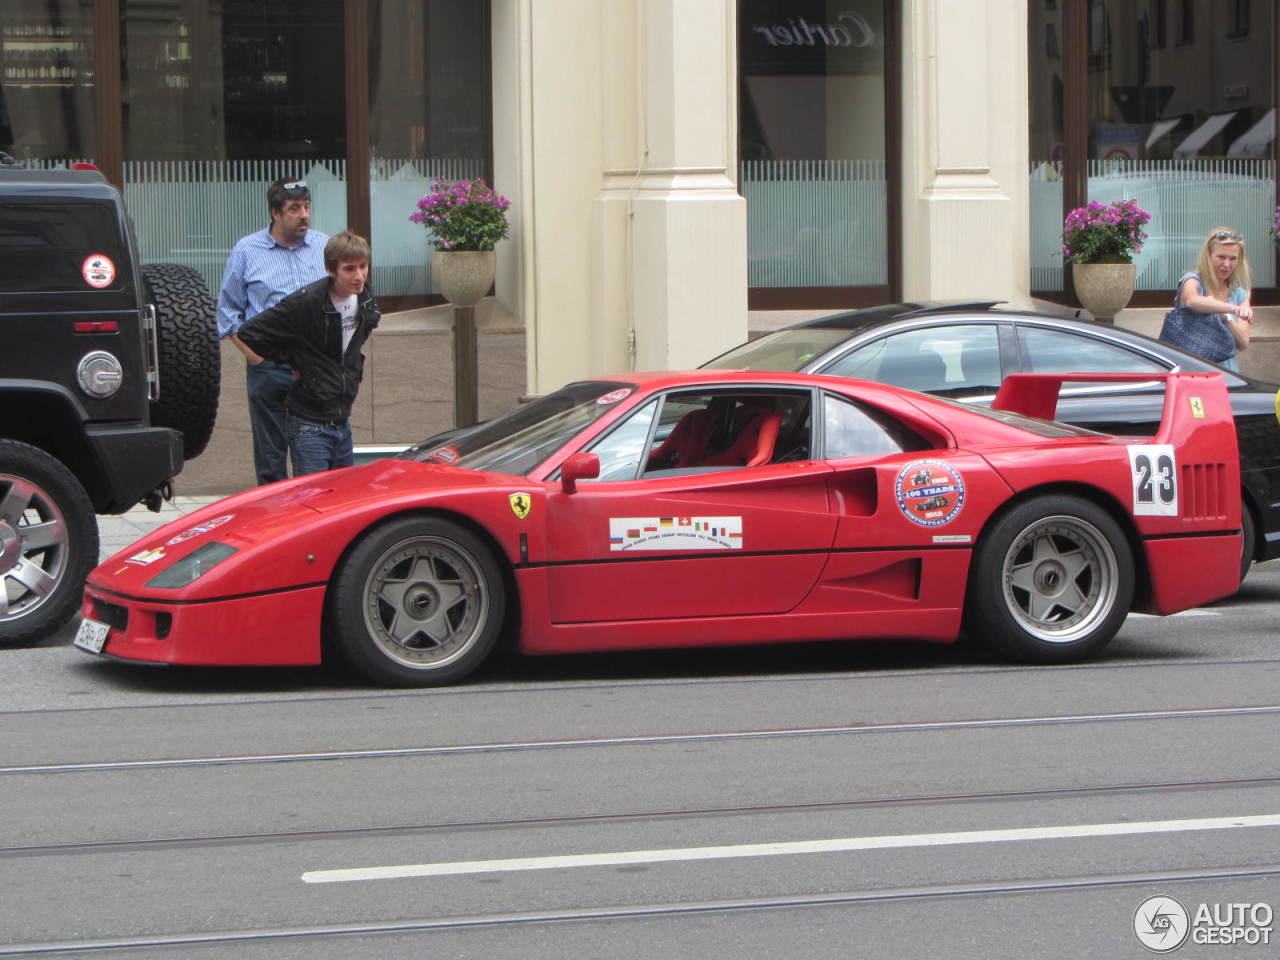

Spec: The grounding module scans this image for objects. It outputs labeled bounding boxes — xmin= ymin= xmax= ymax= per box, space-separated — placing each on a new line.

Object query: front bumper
xmin=80 ymin=584 xmax=325 ymax=666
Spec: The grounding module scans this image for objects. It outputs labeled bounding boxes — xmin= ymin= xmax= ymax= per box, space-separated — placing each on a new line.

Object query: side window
xmin=823 ymin=393 xmax=929 ymax=460
xmin=584 ymin=399 xmax=659 ymax=481
xmin=0 ymin=201 xmax=123 ymax=294
xmin=641 ymin=389 xmax=811 ymax=477
xmin=821 ymin=324 xmax=1002 ymax=397
xmin=1019 ymin=327 xmax=1167 ymax=388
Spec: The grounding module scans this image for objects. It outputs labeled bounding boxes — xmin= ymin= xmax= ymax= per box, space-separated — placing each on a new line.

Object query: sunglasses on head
xmin=1214 ymin=230 xmax=1243 ymax=242
xmin=281 ymin=180 xmax=308 ymax=192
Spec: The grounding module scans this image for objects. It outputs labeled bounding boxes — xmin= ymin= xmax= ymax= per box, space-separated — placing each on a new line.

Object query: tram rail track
xmin=5 ymin=703 xmax=1280 ymax=777
xmin=4 ymin=773 xmax=1280 ymax=859
xmin=4 ymin=862 xmax=1280 ymax=956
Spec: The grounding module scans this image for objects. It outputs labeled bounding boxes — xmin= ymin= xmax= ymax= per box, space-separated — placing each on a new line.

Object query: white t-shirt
xmin=331 ymin=292 xmax=358 ymax=352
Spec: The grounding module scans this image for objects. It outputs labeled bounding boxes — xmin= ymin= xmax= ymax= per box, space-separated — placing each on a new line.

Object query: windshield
xmin=702 ymin=328 xmax=852 ymax=371
xmin=400 ymin=381 xmax=637 ymax=476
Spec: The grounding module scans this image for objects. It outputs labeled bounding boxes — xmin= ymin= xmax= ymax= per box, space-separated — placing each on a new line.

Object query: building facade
xmin=3 ymin=1 xmax=1275 ymax=490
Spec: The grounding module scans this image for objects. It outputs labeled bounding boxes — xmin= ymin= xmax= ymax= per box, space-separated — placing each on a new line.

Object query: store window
xmin=0 ymin=0 xmax=95 ymax=164
xmin=368 ymin=0 xmax=490 ymax=298
xmin=121 ymin=0 xmax=348 ymax=293
xmin=739 ymin=0 xmax=893 ymax=308
xmin=1029 ymin=0 xmax=1275 ymax=298
xmin=15 ymin=0 xmax=498 ymax=305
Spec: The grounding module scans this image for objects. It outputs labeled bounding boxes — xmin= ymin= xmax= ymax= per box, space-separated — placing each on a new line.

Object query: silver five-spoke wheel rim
xmin=1001 ymin=514 xmax=1118 ymax=644
xmin=0 ymin=475 xmax=69 ymax=623
xmin=361 ymin=535 xmax=489 ymax=670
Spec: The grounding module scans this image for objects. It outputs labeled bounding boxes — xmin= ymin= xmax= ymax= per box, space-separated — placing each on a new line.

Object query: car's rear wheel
xmin=328 ymin=516 xmax=505 ymax=686
xmin=966 ymin=495 xmax=1132 ymax=663
xmin=142 ymin=263 xmax=220 ymax=461
xmin=0 ymin=440 xmax=98 ymax=645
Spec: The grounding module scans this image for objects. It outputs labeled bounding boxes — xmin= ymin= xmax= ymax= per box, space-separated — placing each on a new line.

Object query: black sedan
xmin=704 ymin=300 xmax=1280 ymax=579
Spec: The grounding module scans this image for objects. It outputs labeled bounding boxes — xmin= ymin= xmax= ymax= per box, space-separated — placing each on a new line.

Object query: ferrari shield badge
xmin=509 ymin=492 xmax=532 ymax=520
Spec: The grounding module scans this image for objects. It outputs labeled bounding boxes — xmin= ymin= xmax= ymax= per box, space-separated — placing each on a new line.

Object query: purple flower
xmin=409 ymin=177 xmax=513 ymax=251
xmin=1060 ymin=198 xmax=1151 ymax=264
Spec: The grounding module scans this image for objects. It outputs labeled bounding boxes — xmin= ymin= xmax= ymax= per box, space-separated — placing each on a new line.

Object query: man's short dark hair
xmin=268 ymin=177 xmax=311 ymax=214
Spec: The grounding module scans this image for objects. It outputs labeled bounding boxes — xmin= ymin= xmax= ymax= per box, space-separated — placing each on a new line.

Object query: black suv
xmin=0 ymin=166 xmax=219 ymax=643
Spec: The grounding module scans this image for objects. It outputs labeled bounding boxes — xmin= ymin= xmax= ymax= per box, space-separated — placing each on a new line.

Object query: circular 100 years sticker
xmin=894 ymin=459 xmax=966 ymax=527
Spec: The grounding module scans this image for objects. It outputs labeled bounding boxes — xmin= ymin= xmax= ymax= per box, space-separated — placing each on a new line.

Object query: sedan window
xmin=821 ymin=324 xmax=1003 ymax=398
xmin=1019 ymin=327 xmax=1167 ymax=387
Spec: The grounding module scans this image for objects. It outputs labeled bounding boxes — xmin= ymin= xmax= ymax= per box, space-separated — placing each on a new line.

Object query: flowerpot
xmin=431 ymin=249 xmax=495 ymax=307
xmin=1072 ymin=262 xmax=1136 ymax=321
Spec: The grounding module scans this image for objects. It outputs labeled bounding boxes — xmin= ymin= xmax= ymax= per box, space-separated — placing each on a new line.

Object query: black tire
xmin=965 ymin=495 xmax=1133 ymax=664
xmin=0 ymin=441 xmax=98 ymax=645
xmin=327 ymin=516 xmax=506 ymax=686
xmin=142 ymin=263 xmax=220 ymax=461
xmin=1239 ymin=498 xmax=1257 ymax=585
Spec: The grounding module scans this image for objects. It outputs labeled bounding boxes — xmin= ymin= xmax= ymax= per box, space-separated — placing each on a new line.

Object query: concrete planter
xmin=1072 ymin=262 xmax=1136 ymax=321
xmin=431 ymin=250 xmax=496 ymax=307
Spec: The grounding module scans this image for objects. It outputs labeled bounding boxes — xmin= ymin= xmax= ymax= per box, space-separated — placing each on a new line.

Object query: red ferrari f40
xmin=78 ymin=370 xmax=1241 ymax=685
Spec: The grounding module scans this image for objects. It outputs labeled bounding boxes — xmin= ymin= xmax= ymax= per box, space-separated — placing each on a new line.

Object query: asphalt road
xmin=2 ymin=562 xmax=1279 ymax=959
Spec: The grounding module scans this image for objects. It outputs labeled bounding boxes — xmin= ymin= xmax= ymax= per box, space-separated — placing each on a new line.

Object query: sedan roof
xmin=794 ymin=299 xmax=1093 ymax=330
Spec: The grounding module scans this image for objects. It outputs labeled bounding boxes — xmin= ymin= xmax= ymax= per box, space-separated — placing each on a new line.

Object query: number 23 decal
xmin=1127 ymin=444 xmax=1177 ymax=516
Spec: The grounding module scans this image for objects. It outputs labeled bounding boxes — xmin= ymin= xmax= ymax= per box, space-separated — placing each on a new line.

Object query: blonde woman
xmin=1170 ymin=227 xmax=1253 ymax=371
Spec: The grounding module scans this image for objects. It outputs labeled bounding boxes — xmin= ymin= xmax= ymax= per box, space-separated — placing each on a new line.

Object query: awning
xmin=1144 ymin=117 xmax=1181 ymax=150
xmin=1172 ymin=112 xmax=1237 ymax=159
xmin=1227 ymin=108 xmax=1274 ymax=158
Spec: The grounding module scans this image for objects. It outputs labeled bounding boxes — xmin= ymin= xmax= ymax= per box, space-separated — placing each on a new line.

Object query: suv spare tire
xmin=142 ymin=263 xmax=220 ymax=461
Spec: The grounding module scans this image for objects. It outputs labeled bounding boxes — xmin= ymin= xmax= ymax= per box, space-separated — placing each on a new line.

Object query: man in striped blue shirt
xmin=216 ymin=178 xmax=330 ymax=485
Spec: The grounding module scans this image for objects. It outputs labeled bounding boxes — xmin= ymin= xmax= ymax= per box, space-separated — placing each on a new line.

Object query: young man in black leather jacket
xmin=237 ymin=232 xmax=380 ymax=476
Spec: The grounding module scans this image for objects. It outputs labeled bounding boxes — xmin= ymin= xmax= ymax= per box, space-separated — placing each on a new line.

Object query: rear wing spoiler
xmin=992 ymin=371 xmax=1235 ymax=447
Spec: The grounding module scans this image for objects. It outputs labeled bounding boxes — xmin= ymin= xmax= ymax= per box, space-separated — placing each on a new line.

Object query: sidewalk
xmin=97 ymin=496 xmax=225 ymax=559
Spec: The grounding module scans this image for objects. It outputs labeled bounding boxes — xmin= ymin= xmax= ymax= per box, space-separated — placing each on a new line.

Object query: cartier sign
xmin=750 ymin=12 xmax=878 ymax=48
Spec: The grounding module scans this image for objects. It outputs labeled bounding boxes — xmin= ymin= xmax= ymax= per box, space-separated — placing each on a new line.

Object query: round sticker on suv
xmin=81 ymin=253 xmax=116 ymax=288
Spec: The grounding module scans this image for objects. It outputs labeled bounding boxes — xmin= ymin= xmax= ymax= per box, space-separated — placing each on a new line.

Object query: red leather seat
xmin=647 ymin=409 xmax=713 ymax=469
xmin=702 ymin=408 xmax=782 ymax=467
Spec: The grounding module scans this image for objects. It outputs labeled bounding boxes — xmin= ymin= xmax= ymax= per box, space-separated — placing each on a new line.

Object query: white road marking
xmin=302 ymin=813 xmax=1280 ymax=884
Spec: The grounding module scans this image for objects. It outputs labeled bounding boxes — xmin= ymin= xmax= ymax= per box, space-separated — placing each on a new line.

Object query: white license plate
xmin=73 ymin=618 xmax=110 ymax=654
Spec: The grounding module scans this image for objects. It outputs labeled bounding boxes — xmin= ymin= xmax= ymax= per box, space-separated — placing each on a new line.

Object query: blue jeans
xmin=247 ymin=359 xmax=293 ymax=485
xmin=287 ymin=413 xmax=354 ymax=476
xmin=1221 ymin=355 xmax=1240 ymax=373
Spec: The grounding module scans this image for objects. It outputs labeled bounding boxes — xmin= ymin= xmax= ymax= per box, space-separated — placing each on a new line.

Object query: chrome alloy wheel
xmin=0 ymin=474 xmax=69 ymax=624
xmin=1000 ymin=514 xmax=1120 ymax=644
xmin=360 ymin=535 xmax=489 ymax=669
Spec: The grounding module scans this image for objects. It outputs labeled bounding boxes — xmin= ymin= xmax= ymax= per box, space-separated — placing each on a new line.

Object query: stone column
xmin=900 ymin=0 xmax=1031 ymax=306
xmin=492 ymin=0 xmax=747 ymax=395
xmin=597 ymin=0 xmax=748 ymax=375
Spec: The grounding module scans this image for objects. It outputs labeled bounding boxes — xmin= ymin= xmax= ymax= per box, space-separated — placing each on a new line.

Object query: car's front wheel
xmin=966 ymin=494 xmax=1133 ymax=663
xmin=328 ymin=516 xmax=505 ymax=686
xmin=0 ymin=440 xmax=98 ymax=644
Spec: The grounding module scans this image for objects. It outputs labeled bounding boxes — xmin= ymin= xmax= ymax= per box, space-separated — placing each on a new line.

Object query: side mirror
xmin=560 ymin=452 xmax=600 ymax=494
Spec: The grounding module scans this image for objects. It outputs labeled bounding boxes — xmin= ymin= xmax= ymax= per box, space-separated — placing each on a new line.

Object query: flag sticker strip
xmin=609 ymin=516 xmax=743 ymax=551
